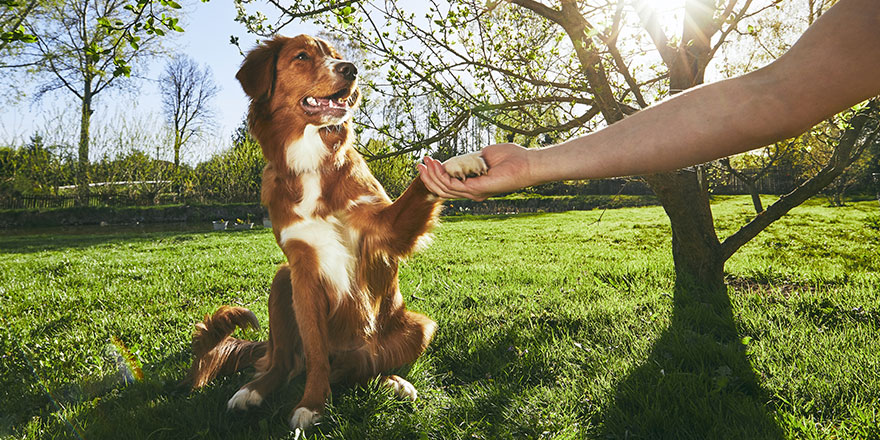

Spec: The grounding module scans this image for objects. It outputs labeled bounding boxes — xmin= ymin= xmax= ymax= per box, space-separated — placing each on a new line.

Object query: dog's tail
xmin=183 ymin=306 xmax=267 ymax=389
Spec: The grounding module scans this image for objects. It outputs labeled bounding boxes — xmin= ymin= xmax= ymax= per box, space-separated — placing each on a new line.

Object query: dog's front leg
xmin=373 ymin=178 xmax=442 ymax=257
xmin=284 ymin=242 xmax=332 ymax=431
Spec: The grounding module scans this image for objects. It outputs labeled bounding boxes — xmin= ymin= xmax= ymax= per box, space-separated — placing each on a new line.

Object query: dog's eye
xmin=294 ymin=52 xmax=309 ymax=61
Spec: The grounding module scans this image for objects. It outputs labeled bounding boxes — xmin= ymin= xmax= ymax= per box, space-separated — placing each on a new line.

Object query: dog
xmin=183 ymin=34 xmax=487 ymax=431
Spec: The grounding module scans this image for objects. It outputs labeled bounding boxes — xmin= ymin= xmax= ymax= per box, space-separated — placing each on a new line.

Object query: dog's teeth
xmin=306 ymin=97 xmax=318 ymax=106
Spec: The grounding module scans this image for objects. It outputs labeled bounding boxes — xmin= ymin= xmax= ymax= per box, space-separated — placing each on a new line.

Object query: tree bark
xmin=76 ymin=79 xmax=93 ymax=206
xmin=645 ymin=172 xmax=725 ymax=300
xmin=747 ymin=183 xmax=764 ymax=213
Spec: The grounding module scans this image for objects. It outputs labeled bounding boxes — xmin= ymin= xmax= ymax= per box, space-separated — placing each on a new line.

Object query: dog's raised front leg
xmin=372 ymin=178 xmax=443 ymax=257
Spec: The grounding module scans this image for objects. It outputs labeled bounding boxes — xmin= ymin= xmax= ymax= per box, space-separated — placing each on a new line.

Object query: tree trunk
xmin=643 ymin=0 xmax=728 ymax=310
xmin=174 ymin=135 xmax=182 ymax=200
xmin=545 ymin=0 xmax=729 ymax=311
xmin=645 ymin=172 xmax=725 ymax=299
xmin=76 ymin=80 xmax=93 ymax=206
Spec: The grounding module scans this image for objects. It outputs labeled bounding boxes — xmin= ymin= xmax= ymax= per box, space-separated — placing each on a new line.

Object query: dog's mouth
xmin=301 ymin=88 xmax=359 ymax=117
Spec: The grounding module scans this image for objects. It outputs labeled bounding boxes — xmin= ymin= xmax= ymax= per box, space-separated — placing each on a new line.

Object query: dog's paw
xmin=383 ymin=375 xmax=418 ymax=401
xmin=443 ymin=152 xmax=488 ymax=180
xmin=227 ymin=387 xmax=263 ymax=411
xmin=289 ymin=407 xmax=320 ymax=431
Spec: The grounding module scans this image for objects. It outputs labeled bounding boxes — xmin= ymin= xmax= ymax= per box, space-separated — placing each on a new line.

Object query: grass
xmin=1 ymin=195 xmax=878 ymax=439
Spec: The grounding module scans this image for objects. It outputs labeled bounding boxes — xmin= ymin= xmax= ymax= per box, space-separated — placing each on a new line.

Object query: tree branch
xmin=361 ymin=109 xmax=472 ymax=161
xmin=631 ymin=0 xmax=674 ymax=66
xmin=505 ymin=0 xmax=563 ymax=23
xmin=602 ymin=3 xmax=649 ymax=108
xmin=720 ymin=100 xmax=880 ymax=261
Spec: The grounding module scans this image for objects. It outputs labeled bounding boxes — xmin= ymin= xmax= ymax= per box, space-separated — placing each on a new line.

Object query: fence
xmin=709 ymin=166 xmax=800 ymax=195
xmin=2 ymin=194 xmax=166 ymax=210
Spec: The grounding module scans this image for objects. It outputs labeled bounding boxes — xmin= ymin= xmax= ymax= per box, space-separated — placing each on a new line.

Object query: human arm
xmin=419 ymin=0 xmax=880 ymax=200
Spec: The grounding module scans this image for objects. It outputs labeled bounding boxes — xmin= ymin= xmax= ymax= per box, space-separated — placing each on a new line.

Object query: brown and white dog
xmin=183 ymin=35 xmax=486 ymax=431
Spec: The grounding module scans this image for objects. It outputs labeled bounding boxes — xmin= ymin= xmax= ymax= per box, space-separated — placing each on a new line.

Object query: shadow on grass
xmin=0 ymin=227 xmax=259 ymax=254
xmin=440 ymin=212 xmax=553 ymax=223
xmin=10 ymin=353 xmax=307 ymax=440
xmin=9 ymin=345 xmax=430 ymax=440
xmin=599 ymin=287 xmax=784 ymax=440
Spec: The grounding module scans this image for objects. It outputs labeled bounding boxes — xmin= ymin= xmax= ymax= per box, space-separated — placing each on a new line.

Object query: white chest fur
xmin=279 ymin=216 xmax=355 ymax=299
xmin=286 ymin=125 xmax=327 ymax=174
xmin=294 ymin=172 xmax=322 ymax=218
xmin=280 ymin=124 xmax=357 ymax=301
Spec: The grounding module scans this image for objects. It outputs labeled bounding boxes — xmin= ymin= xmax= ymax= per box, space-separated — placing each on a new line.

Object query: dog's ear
xmin=236 ymin=37 xmax=285 ymax=100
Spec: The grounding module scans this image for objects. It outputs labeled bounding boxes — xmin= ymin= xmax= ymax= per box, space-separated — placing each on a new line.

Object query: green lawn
xmin=1 ymin=196 xmax=878 ymax=439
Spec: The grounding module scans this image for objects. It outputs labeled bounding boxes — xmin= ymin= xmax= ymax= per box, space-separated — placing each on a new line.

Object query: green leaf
xmin=0 ymin=25 xmax=37 ymax=44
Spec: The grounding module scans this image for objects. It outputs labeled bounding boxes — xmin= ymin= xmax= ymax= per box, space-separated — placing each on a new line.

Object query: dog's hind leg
xmin=330 ymin=308 xmax=437 ymax=400
xmin=227 ymin=265 xmax=304 ymax=411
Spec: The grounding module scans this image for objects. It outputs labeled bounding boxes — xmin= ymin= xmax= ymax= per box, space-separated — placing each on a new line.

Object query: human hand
xmin=418 ymin=143 xmax=536 ymax=201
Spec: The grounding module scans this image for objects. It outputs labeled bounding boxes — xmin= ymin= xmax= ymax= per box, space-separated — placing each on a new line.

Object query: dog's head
xmin=236 ymin=34 xmax=361 ymax=127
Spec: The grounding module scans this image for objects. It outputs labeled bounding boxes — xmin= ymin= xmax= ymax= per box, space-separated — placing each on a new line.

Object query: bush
xmin=190 ymin=125 xmax=265 ymax=204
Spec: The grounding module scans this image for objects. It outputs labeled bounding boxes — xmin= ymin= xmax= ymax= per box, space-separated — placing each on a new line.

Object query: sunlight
xmin=643 ymin=0 xmax=687 ymax=31
xmin=652 ymin=0 xmax=686 ymax=12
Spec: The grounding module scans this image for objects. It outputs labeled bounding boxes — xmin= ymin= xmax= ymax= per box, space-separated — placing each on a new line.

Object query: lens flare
xmin=109 ymin=336 xmax=144 ymax=383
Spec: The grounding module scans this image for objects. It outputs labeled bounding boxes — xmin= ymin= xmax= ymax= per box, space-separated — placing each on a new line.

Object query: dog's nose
xmin=335 ymin=62 xmax=358 ymax=81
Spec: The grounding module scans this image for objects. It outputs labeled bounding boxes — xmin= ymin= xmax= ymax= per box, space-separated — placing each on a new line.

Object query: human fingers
xmin=418 ymin=162 xmax=456 ymax=199
xmin=424 ymin=157 xmax=479 ymax=199
xmin=421 ymin=157 xmax=482 ymax=200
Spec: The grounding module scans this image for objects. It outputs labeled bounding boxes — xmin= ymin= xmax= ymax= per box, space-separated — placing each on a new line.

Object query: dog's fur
xmin=183 ymin=34 xmax=485 ymax=431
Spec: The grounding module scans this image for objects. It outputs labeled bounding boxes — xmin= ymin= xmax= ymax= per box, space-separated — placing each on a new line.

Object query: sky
xmin=0 ymin=1 xmax=319 ymax=162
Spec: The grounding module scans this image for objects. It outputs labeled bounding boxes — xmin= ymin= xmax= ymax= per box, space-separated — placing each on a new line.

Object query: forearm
xmin=532 ymin=71 xmax=785 ymax=181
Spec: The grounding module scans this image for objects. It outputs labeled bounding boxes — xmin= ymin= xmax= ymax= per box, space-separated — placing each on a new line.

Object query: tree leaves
xmin=1 ymin=25 xmax=36 ymax=44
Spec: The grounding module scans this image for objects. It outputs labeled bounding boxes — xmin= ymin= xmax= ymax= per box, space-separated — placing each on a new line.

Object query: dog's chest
xmin=293 ymin=172 xmax=323 ymax=218
xmin=279 ymin=169 xmax=360 ymax=301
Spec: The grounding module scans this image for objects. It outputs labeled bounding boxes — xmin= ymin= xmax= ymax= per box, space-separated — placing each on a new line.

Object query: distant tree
xmin=9 ymin=0 xmax=187 ymax=204
xmin=361 ymin=138 xmax=416 ymax=198
xmin=91 ymin=148 xmax=174 ymax=204
xmin=88 ymin=110 xmax=175 ymax=203
xmin=159 ymin=54 xmax=219 ymax=185
xmin=0 ymin=133 xmax=74 ymax=200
